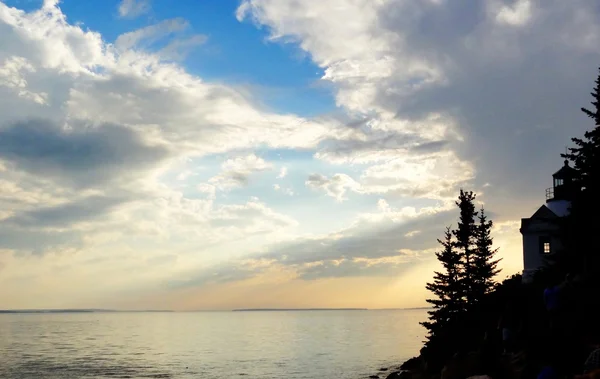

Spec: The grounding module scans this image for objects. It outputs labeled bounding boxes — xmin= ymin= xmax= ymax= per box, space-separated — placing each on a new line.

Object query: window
xmin=539 ymin=237 xmax=551 ymax=254
xmin=543 ymin=242 xmax=551 ymax=254
xmin=555 ymin=178 xmax=564 ymax=187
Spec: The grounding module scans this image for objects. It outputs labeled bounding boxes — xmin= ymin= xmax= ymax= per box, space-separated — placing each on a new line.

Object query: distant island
xmin=0 ymin=309 xmax=173 ymax=314
xmin=231 ymin=308 xmax=368 ymax=312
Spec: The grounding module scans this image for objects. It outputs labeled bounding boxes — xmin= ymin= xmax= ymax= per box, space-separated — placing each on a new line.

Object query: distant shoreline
xmin=0 ymin=309 xmax=172 ymax=314
xmin=231 ymin=308 xmax=368 ymax=312
xmin=0 ymin=307 xmax=430 ymax=314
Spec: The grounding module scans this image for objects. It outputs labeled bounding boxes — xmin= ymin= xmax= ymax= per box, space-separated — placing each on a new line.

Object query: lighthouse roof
xmin=553 ymin=160 xmax=577 ymax=179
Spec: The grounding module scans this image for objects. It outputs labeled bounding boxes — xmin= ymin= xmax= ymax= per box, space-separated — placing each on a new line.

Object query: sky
xmin=0 ymin=0 xmax=598 ymax=310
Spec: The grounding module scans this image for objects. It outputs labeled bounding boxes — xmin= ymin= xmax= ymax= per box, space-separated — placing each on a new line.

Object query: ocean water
xmin=0 ymin=309 xmax=427 ymax=379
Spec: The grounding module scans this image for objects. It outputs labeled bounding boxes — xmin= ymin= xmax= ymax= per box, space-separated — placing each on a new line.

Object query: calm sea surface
xmin=0 ymin=309 xmax=427 ymax=379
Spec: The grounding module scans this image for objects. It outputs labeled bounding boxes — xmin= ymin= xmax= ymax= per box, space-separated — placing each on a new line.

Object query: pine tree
xmin=472 ymin=207 xmax=502 ymax=300
xmin=563 ymin=67 xmax=600 ymax=192
xmin=452 ymin=190 xmax=478 ymax=305
xmin=421 ymin=192 xmax=502 ymax=366
xmin=561 ymin=67 xmax=600 ymax=273
xmin=421 ymin=227 xmax=464 ymax=341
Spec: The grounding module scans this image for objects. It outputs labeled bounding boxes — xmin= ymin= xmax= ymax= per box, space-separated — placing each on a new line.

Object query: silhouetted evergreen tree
xmin=453 ymin=190 xmax=478 ymax=305
xmin=562 ymin=67 xmax=600 ymax=274
xmin=421 ymin=227 xmax=464 ymax=342
xmin=420 ymin=193 xmax=503 ymax=370
xmin=472 ymin=207 xmax=501 ymax=300
xmin=564 ymin=67 xmax=600 ymax=190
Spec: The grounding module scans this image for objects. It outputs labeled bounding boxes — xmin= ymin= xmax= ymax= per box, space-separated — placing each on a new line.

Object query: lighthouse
xmin=520 ymin=160 xmax=579 ymax=283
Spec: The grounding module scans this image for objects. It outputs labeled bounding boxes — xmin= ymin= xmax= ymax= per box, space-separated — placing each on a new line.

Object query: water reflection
xmin=0 ymin=310 xmax=427 ymax=379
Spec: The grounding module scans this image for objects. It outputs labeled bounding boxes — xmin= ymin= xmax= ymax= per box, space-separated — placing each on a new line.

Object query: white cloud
xmin=1 ymin=0 xmax=598 ymax=308
xmin=273 ymin=183 xmax=294 ymax=196
xmin=305 ymin=173 xmax=361 ymax=202
xmin=43 ymin=0 xmax=60 ymax=9
xmin=377 ymin=199 xmax=391 ymax=212
xmin=305 ymin=149 xmax=472 ymax=202
xmin=0 ymin=57 xmax=48 ymax=104
xmin=197 ymin=183 xmax=216 ymax=198
xmin=404 ymin=230 xmax=421 ymax=238
xmin=358 ymin=151 xmax=474 ymax=199
xmin=115 ymin=18 xmax=189 ymax=50
xmin=118 ymin=0 xmax=151 ymax=19
xmin=493 ymin=0 xmax=532 ymax=26
xmin=234 ymin=0 xmax=600 ymax=290
xmin=0 ymin=2 xmax=319 ymax=307
xmin=249 ymin=199 xmax=452 ymax=279
xmin=237 ymin=0 xmax=474 ymax=207
xmin=209 ymin=154 xmax=273 ymax=190
xmin=210 ymin=198 xmax=298 ymax=233
xmin=113 ymin=18 xmax=207 ymax=61
xmin=157 ymin=34 xmax=208 ymax=61
xmin=277 ymin=166 xmax=288 ymax=178
xmin=238 ymin=0 xmax=600 ymax=216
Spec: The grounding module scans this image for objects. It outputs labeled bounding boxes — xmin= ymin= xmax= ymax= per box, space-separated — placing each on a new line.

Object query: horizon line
xmin=0 ymin=306 xmax=431 ymax=314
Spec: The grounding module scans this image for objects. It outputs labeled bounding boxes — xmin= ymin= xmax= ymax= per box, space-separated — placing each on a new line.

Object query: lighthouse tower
xmin=520 ymin=160 xmax=579 ymax=283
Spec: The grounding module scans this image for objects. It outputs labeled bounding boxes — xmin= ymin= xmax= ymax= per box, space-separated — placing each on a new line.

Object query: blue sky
xmin=36 ymin=0 xmax=335 ymax=117
xmin=0 ymin=0 xmax=599 ymax=310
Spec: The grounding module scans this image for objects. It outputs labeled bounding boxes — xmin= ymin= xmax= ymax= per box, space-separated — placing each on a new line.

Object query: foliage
xmin=421 ymin=191 xmax=502 ymax=369
xmin=561 ymin=66 xmax=600 ymax=274
xmin=453 ymin=190 xmax=478 ymax=305
xmin=421 ymin=227 xmax=464 ymax=341
xmin=472 ymin=207 xmax=502 ymax=299
xmin=416 ymin=66 xmax=600 ymax=378
xmin=563 ymin=67 xmax=600 ymax=192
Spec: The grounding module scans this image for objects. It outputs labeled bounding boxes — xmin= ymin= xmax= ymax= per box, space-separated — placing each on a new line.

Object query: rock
xmin=441 ymin=351 xmax=485 ymax=379
xmin=386 ymin=371 xmax=414 ymax=379
xmin=369 ymin=375 xmax=379 ymax=379
xmin=400 ymin=357 xmax=421 ymax=371
xmin=379 ymin=367 xmax=388 ymax=371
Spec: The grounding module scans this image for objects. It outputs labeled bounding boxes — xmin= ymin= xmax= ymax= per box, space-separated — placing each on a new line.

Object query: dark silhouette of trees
xmin=564 ymin=67 xmax=600 ymax=190
xmin=453 ymin=190 xmax=478 ymax=305
xmin=413 ymin=67 xmax=600 ymax=379
xmin=421 ymin=227 xmax=463 ymax=342
xmin=562 ymin=66 xmax=600 ymax=274
xmin=421 ymin=190 xmax=501 ymax=368
xmin=472 ymin=207 xmax=502 ymax=300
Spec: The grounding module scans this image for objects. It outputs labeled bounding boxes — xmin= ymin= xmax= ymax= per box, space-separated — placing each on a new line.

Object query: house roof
xmin=520 ymin=205 xmax=560 ymax=233
xmin=530 ymin=204 xmax=559 ymax=220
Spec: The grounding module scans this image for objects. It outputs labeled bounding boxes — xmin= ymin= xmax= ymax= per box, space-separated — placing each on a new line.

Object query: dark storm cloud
xmin=0 ymin=119 xmax=170 ymax=254
xmin=317 ymin=133 xmax=451 ymax=162
xmin=372 ymin=0 xmax=600 ymax=216
xmin=305 ymin=173 xmax=329 ymax=186
xmin=410 ymin=140 xmax=449 ymax=154
xmin=0 ymin=119 xmax=171 ymax=187
xmin=3 ymin=195 xmax=134 ymax=228
xmin=0 ymin=227 xmax=84 ymax=255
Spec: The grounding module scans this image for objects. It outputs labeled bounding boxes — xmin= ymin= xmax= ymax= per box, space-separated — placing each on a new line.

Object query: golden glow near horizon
xmin=1 ymin=0 xmax=595 ymax=310
xmin=0 ymin=224 xmax=523 ymax=310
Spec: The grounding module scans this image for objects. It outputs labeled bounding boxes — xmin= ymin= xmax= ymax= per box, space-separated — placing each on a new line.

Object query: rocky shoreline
xmin=365 ymin=357 xmax=419 ymax=379
xmin=367 ymin=353 xmax=501 ymax=379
